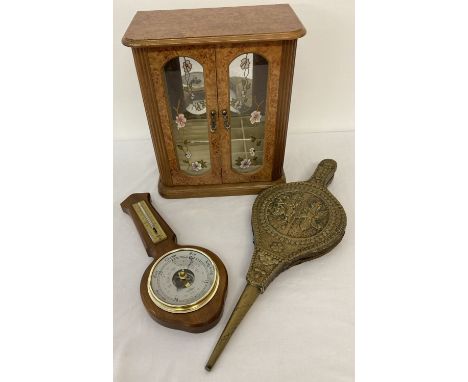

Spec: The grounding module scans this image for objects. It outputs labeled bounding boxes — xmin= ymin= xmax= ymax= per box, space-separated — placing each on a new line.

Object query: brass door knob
xmin=222 ymin=109 xmax=230 ymax=130
xmin=210 ymin=110 xmax=217 ymax=132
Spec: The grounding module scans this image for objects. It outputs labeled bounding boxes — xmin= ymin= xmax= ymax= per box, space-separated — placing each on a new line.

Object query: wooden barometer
xmin=122 ymin=4 xmax=306 ymax=198
xmin=121 ymin=193 xmax=228 ymax=333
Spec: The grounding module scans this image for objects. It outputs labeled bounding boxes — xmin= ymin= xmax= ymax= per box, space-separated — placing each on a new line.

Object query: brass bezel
xmin=147 ymin=248 xmax=219 ymax=314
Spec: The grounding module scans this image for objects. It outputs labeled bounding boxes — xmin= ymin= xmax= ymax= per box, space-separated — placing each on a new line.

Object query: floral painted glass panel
xmin=229 ymin=53 xmax=268 ymax=173
xmin=164 ymin=57 xmax=211 ymax=175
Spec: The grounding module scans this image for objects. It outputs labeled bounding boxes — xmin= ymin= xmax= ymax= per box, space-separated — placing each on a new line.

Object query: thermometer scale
xmin=121 ymin=193 xmax=228 ymax=332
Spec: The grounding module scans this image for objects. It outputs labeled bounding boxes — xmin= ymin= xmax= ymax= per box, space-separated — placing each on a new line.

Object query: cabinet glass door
xmin=215 ymin=43 xmax=282 ymax=183
xmin=148 ymin=48 xmax=221 ymax=185
xmin=228 ymin=53 xmax=268 ymax=173
xmin=164 ymin=57 xmax=211 ymax=175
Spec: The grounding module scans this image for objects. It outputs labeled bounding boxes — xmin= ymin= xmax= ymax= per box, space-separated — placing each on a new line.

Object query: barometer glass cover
xmin=148 ymin=248 xmax=219 ymax=313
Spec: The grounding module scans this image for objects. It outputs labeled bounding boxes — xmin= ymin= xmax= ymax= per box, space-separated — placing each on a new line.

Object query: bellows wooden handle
xmin=308 ymin=159 xmax=337 ymax=186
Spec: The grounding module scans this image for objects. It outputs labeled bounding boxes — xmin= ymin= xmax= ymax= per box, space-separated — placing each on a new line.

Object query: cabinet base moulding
xmin=158 ymin=171 xmax=286 ymax=199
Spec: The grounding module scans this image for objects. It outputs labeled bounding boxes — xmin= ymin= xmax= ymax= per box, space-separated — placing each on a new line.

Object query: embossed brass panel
xmin=206 ymin=159 xmax=347 ymax=369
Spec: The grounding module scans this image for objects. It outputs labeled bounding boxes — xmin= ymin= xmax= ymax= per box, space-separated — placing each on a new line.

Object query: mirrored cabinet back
xmin=122 ymin=4 xmax=306 ymax=198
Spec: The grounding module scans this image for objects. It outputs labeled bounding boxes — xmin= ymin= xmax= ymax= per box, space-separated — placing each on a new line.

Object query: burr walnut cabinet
xmin=122 ymin=4 xmax=306 ymax=198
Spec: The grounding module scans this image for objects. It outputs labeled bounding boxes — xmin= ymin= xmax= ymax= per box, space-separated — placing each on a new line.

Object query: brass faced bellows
xmin=206 ymin=159 xmax=347 ymax=370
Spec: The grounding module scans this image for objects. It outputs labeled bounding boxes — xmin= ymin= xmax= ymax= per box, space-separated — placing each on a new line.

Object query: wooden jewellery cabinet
xmin=122 ymin=4 xmax=306 ymax=198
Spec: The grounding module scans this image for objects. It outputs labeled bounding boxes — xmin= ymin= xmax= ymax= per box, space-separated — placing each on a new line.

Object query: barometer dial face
xmin=147 ymin=248 xmax=219 ymax=313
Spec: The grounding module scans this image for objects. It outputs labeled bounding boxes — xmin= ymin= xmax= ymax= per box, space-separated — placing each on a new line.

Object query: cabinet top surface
xmin=122 ymin=4 xmax=306 ymax=48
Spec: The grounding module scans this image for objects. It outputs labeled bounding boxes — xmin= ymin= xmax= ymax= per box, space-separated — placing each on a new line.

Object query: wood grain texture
xmin=140 ymin=244 xmax=228 ymax=333
xmin=123 ymin=5 xmax=305 ymax=198
xmin=132 ymin=48 xmax=173 ymax=185
xmin=158 ymin=171 xmax=286 ymax=199
xmin=272 ymin=39 xmax=298 ymax=179
xmin=147 ymin=46 xmax=222 ymax=186
xmin=215 ymin=42 xmax=282 ymax=184
xmin=122 ymin=4 xmax=306 ymax=47
xmin=121 ymin=193 xmax=177 ymax=257
xmin=121 ymin=193 xmax=228 ymax=333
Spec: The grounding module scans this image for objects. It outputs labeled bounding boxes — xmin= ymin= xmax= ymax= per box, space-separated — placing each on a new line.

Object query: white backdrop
xmin=113 ymin=0 xmax=354 ymax=140
xmin=114 ymin=133 xmax=354 ymax=382
xmin=3 ymin=0 xmax=468 ymax=381
xmin=113 ymin=1 xmax=354 ymax=381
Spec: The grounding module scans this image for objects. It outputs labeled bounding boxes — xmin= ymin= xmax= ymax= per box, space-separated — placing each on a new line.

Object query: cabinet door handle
xmin=210 ymin=110 xmax=217 ymax=132
xmin=222 ymin=109 xmax=230 ymax=130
